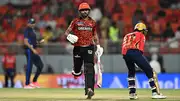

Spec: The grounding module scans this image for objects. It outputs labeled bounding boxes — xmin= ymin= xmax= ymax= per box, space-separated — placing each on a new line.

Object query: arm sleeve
xmin=64 ymin=20 xmax=76 ymax=35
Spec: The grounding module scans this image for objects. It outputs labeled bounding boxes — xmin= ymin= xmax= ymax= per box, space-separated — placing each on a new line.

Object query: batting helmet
xmin=134 ymin=22 xmax=148 ymax=35
xmin=134 ymin=22 xmax=147 ymax=31
xmin=78 ymin=2 xmax=91 ymax=11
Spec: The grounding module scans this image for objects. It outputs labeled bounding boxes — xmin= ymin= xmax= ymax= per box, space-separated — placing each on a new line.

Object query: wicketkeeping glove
xmin=66 ymin=34 xmax=78 ymax=44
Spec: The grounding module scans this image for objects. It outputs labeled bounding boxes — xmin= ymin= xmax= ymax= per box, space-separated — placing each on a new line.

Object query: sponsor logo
xmin=88 ymin=50 xmax=93 ymax=54
xmin=74 ymin=55 xmax=81 ymax=58
xmin=78 ymin=27 xmax=93 ymax=31
xmin=102 ymin=74 xmax=180 ymax=89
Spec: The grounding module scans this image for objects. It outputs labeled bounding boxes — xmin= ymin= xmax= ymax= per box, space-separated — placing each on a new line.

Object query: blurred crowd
xmin=0 ymin=0 xmax=179 ymax=54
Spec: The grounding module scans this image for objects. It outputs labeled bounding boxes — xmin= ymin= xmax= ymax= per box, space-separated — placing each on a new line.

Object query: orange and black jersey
xmin=65 ymin=17 xmax=97 ymax=46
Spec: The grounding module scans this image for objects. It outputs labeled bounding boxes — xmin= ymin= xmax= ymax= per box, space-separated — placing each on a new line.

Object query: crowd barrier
xmin=0 ymin=73 xmax=179 ymax=89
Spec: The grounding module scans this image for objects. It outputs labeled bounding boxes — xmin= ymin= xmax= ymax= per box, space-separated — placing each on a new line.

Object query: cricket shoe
xmin=129 ymin=93 xmax=138 ymax=100
xmin=86 ymin=89 xmax=94 ymax=99
xmin=152 ymin=92 xmax=167 ymax=99
xmin=30 ymin=82 xmax=41 ymax=88
xmin=24 ymin=84 xmax=35 ymax=89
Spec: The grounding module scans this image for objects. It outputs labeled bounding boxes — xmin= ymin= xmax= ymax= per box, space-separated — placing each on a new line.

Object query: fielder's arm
xmin=24 ymin=38 xmax=34 ymax=51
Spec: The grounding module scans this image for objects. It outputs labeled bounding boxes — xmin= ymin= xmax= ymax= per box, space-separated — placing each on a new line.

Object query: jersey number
xmin=123 ymin=34 xmax=136 ymax=47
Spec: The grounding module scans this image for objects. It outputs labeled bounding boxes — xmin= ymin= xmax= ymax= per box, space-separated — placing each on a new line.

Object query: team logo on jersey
xmin=78 ymin=26 xmax=93 ymax=31
xmin=88 ymin=50 xmax=93 ymax=54
xmin=77 ymin=21 xmax=84 ymax=25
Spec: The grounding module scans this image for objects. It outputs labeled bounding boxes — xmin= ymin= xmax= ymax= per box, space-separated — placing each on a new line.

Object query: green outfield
xmin=0 ymin=88 xmax=179 ymax=101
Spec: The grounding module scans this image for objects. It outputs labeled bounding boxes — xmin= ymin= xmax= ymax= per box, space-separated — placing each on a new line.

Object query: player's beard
xmin=80 ymin=12 xmax=89 ymax=18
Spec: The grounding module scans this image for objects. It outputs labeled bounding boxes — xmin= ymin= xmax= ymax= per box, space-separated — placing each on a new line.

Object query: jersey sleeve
xmin=24 ymin=29 xmax=29 ymax=39
xmin=65 ymin=19 xmax=76 ymax=35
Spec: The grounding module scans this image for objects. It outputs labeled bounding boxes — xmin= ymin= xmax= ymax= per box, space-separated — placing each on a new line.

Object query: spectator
xmin=55 ymin=24 xmax=66 ymax=42
xmin=42 ymin=25 xmax=53 ymax=43
xmin=46 ymin=15 xmax=57 ymax=30
xmin=132 ymin=7 xmax=144 ymax=27
xmin=150 ymin=53 xmax=161 ymax=73
xmin=148 ymin=47 xmax=166 ymax=73
xmin=0 ymin=0 xmax=178 ymax=55
xmin=108 ymin=21 xmax=121 ymax=53
xmin=99 ymin=16 xmax=110 ymax=53
xmin=175 ymin=26 xmax=180 ymax=39
xmin=164 ymin=26 xmax=180 ymax=48
xmin=36 ymin=16 xmax=47 ymax=29
xmin=2 ymin=50 xmax=16 ymax=88
xmin=150 ymin=16 xmax=166 ymax=40
xmin=89 ymin=5 xmax=102 ymax=22
xmin=116 ymin=16 xmax=124 ymax=38
xmin=108 ymin=21 xmax=120 ymax=42
xmin=16 ymin=28 xmax=24 ymax=44
xmin=163 ymin=22 xmax=175 ymax=39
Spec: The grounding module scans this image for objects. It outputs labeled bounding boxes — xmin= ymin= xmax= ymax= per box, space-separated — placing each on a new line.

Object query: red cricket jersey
xmin=2 ymin=55 xmax=16 ymax=68
xmin=122 ymin=31 xmax=145 ymax=55
xmin=66 ymin=17 xmax=97 ymax=46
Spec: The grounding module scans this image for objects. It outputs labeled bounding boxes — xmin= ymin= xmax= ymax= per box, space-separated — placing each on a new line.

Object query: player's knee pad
xmin=84 ymin=63 xmax=94 ymax=74
xmin=149 ymin=78 xmax=156 ymax=86
xmin=128 ymin=78 xmax=136 ymax=93
xmin=72 ymin=69 xmax=83 ymax=76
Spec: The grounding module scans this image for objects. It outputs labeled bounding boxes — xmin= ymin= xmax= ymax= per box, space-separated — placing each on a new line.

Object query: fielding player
xmin=64 ymin=2 xmax=103 ymax=99
xmin=122 ymin=22 xmax=166 ymax=99
xmin=23 ymin=18 xmax=44 ymax=89
xmin=2 ymin=50 xmax=16 ymax=88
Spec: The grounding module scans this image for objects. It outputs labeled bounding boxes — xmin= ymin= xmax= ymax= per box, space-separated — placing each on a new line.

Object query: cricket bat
xmin=135 ymin=65 xmax=161 ymax=94
xmin=153 ymin=70 xmax=160 ymax=94
xmin=97 ymin=54 xmax=102 ymax=88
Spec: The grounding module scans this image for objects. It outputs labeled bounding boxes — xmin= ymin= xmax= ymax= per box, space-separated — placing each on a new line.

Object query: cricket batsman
xmin=64 ymin=2 xmax=103 ymax=99
xmin=122 ymin=22 xmax=166 ymax=99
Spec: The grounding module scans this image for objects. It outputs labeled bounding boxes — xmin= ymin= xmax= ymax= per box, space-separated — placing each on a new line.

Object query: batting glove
xmin=67 ymin=34 xmax=78 ymax=44
xmin=95 ymin=45 xmax=103 ymax=57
